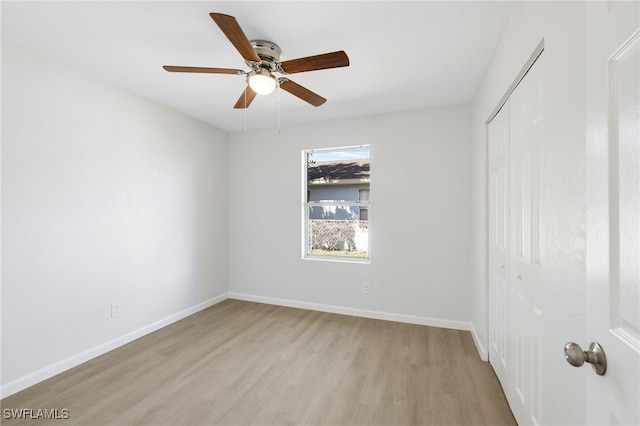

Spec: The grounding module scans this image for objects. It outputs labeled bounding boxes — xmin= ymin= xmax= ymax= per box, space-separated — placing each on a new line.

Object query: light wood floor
xmin=2 ymin=299 xmax=516 ymax=426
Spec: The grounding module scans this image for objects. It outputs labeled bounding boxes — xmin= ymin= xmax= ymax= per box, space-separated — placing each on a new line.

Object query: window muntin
xmin=304 ymin=146 xmax=370 ymax=260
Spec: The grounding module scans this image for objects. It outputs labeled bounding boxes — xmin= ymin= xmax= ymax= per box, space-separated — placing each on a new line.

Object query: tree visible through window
xmin=304 ymin=145 xmax=370 ymax=260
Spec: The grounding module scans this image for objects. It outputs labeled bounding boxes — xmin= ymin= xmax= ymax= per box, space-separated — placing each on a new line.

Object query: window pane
xmin=307 ymin=147 xmax=370 ymax=201
xmin=308 ymin=206 xmax=369 ymax=258
xmin=305 ymin=146 xmax=370 ymax=260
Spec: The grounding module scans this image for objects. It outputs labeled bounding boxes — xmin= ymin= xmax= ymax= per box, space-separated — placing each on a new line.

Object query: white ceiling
xmin=2 ymin=1 xmax=515 ymax=132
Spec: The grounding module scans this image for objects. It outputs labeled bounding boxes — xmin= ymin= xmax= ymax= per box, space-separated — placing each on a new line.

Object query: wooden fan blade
xmin=233 ymin=86 xmax=258 ymax=109
xmin=279 ymin=79 xmax=326 ymax=107
xmin=210 ymin=13 xmax=261 ymax=63
xmin=279 ymin=51 xmax=349 ymax=74
xmin=163 ymin=66 xmax=244 ymax=75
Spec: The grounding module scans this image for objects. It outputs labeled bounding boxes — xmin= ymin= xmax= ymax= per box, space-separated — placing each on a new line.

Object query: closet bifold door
xmin=507 ymin=53 xmax=544 ymax=426
xmin=488 ymin=52 xmax=545 ymax=426
xmin=488 ymin=102 xmax=510 ymax=389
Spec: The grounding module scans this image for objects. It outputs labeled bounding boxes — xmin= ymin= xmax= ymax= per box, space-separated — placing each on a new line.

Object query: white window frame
xmin=302 ymin=145 xmax=371 ymax=263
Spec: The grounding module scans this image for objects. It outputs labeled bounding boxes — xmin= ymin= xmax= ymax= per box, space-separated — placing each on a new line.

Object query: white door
xmin=507 ymin=53 xmax=545 ymax=426
xmin=586 ymin=2 xmax=640 ymax=425
xmin=488 ymin=53 xmax=546 ymax=426
xmin=488 ymin=102 xmax=510 ymax=387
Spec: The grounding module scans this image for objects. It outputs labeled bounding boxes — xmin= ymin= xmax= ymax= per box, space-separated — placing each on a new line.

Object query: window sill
xmin=303 ymin=255 xmax=371 ymax=264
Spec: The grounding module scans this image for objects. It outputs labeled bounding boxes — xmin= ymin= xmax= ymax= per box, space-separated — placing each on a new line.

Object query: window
xmin=303 ymin=145 xmax=370 ymax=260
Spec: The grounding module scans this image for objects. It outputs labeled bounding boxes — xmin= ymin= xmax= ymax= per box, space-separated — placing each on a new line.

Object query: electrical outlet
xmin=362 ymin=282 xmax=370 ymax=294
xmin=111 ymin=302 xmax=123 ymax=318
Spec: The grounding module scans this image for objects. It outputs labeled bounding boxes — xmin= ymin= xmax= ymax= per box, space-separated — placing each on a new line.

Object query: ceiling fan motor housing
xmin=246 ymin=40 xmax=282 ymax=71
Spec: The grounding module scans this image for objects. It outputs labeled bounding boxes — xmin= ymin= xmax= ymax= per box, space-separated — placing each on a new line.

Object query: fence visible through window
xmin=308 ymin=219 xmax=368 ymax=258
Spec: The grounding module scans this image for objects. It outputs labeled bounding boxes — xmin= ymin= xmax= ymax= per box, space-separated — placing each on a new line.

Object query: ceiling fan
xmin=163 ymin=13 xmax=350 ymax=109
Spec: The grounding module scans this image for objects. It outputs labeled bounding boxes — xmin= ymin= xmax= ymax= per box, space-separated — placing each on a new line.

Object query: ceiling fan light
xmin=248 ymin=70 xmax=277 ymax=95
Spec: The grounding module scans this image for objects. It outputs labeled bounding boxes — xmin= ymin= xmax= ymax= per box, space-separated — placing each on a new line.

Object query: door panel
xmin=488 ymin=53 xmax=546 ymax=426
xmin=586 ymin=2 xmax=640 ymax=424
xmin=508 ymin=53 xmax=545 ymax=426
xmin=611 ymin=31 xmax=640 ymax=347
xmin=488 ymin=103 xmax=510 ymax=386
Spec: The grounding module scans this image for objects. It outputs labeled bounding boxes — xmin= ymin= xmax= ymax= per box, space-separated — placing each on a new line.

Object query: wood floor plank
xmin=1 ymin=299 xmax=516 ymax=425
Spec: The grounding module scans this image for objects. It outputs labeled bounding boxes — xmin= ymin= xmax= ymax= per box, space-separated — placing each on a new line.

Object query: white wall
xmin=470 ymin=2 xmax=587 ymax=423
xmin=228 ymin=105 xmax=473 ymax=328
xmin=1 ymin=44 xmax=229 ymax=396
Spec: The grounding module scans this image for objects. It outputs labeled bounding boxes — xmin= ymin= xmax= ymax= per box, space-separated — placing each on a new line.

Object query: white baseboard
xmin=228 ymin=292 xmax=472 ymax=331
xmin=470 ymin=323 xmax=489 ymax=361
xmin=0 ymin=293 xmax=228 ymax=399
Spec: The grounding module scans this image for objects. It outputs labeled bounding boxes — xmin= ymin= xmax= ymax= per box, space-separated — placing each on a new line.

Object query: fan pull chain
xmin=244 ymin=85 xmax=248 ymax=133
xmin=277 ymin=82 xmax=281 ymax=135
